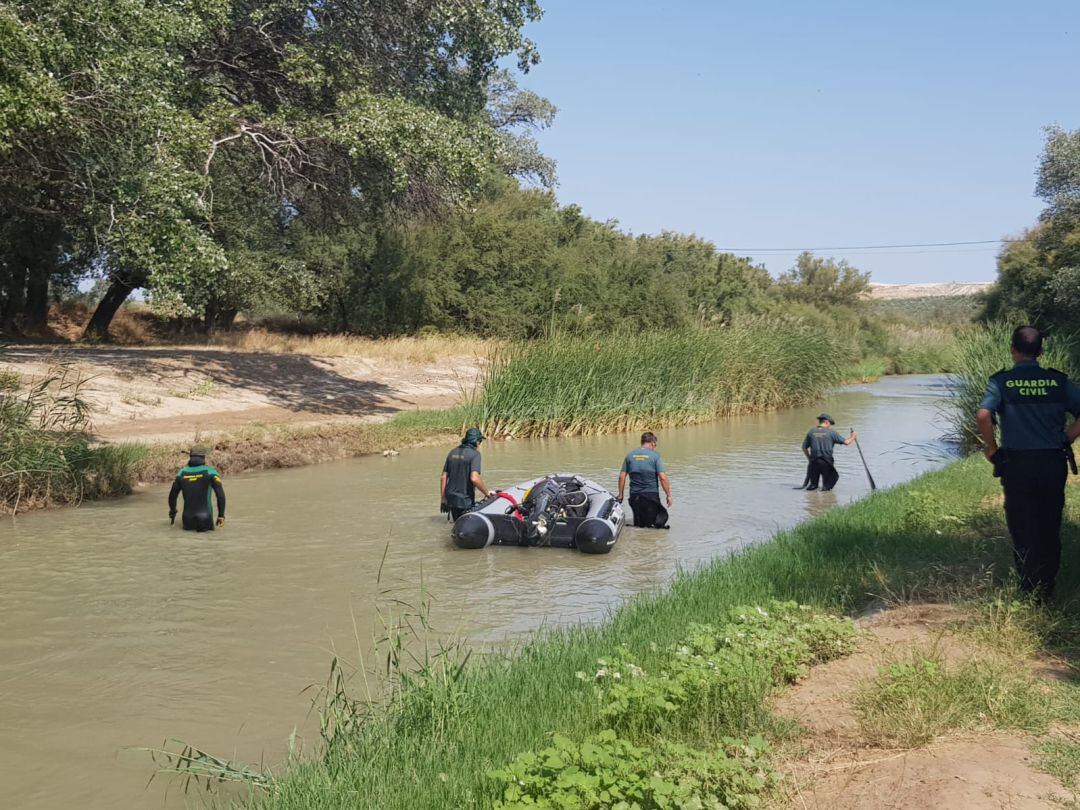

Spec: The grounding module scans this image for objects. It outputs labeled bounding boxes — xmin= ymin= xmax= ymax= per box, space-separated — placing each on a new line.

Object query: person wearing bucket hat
xmin=440 ymin=428 xmax=491 ymax=520
xmin=800 ymin=414 xmax=856 ymax=491
xmin=168 ymin=444 xmax=226 ymax=532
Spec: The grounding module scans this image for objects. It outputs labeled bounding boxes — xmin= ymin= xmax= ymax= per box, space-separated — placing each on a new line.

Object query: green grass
xmin=474 ymin=325 xmax=842 ymax=437
xmin=854 ymin=648 xmax=1054 ymax=747
xmin=1033 ymin=738 xmax=1080 ymax=808
xmin=841 ymin=356 xmax=889 ymax=383
xmin=887 ymin=341 xmax=959 ymax=375
xmin=230 ymin=456 xmax=1080 ymax=809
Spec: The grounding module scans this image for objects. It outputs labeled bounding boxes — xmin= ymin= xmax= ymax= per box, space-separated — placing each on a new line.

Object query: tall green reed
xmin=475 ymin=323 xmax=842 ymax=437
xmin=0 ymin=360 xmax=147 ymax=513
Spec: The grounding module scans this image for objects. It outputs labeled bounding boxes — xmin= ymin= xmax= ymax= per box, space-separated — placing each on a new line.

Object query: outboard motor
xmin=520 ymin=478 xmax=562 ymax=542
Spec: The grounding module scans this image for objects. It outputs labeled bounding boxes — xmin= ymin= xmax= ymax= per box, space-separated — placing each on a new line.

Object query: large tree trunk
xmin=336 ymin=293 xmax=351 ymax=332
xmin=217 ymin=308 xmax=238 ymax=330
xmin=0 ymin=264 xmax=28 ymax=333
xmin=203 ymin=301 xmax=238 ymax=334
xmin=23 ymin=266 xmax=49 ymax=329
xmin=83 ymin=278 xmax=137 ymax=340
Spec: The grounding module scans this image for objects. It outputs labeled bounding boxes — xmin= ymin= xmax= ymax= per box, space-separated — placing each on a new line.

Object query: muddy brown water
xmin=0 ymin=375 xmax=953 ymax=809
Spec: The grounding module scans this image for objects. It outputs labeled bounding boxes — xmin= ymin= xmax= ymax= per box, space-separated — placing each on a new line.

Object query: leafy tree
xmin=486 ymin=69 xmax=557 ymax=188
xmin=776 ymin=251 xmax=871 ymax=308
xmin=984 ymin=125 xmax=1080 ymax=332
xmin=0 ymin=0 xmax=548 ymax=337
xmin=314 ymin=181 xmax=779 ymax=338
xmin=1036 ymin=124 xmax=1080 ymax=222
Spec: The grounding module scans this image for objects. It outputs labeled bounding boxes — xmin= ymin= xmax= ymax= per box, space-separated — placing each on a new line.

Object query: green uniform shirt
xmin=802 ymin=427 xmax=844 ymax=461
xmin=620 ymin=447 xmax=665 ymax=495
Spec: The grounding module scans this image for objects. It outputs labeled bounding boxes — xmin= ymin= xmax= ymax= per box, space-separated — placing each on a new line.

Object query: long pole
xmin=793 ymin=459 xmax=811 ymax=489
xmin=851 ymin=429 xmax=876 ymax=490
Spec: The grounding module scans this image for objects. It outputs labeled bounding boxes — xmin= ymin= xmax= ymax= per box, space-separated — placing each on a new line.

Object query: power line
xmin=783 ymin=247 xmax=1003 ymax=257
xmin=717 ymin=238 xmax=1020 ymax=252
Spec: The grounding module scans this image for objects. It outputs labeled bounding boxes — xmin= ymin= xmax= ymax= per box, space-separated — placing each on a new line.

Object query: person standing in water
xmin=617 ymin=431 xmax=673 ymax=528
xmin=168 ymin=445 xmax=226 ymax=532
xmin=976 ymin=325 xmax=1080 ymax=600
xmin=440 ymin=427 xmax=491 ymax=519
xmin=801 ymin=414 xmax=856 ymax=491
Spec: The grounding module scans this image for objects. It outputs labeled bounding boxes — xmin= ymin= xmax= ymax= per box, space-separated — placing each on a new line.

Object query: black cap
xmin=817 ymin=414 xmax=834 ymax=423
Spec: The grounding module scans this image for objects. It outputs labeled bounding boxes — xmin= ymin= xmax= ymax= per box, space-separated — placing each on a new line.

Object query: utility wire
xmin=717 ymin=238 xmax=1021 ymax=252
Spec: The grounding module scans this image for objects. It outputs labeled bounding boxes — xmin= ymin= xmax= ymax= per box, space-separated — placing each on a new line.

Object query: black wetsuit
xmin=168 ymin=459 xmax=226 ymax=532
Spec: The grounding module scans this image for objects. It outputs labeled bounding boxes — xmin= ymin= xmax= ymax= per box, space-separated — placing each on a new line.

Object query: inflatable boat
xmin=452 ymin=474 xmax=625 ymax=554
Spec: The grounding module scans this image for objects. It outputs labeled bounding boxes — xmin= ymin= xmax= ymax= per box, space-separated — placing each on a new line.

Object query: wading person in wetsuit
xmin=168 ymin=445 xmax=226 ymax=532
xmin=976 ymin=326 xmax=1080 ymax=600
xmin=440 ymin=428 xmax=491 ymax=520
xmin=617 ymin=431 xmax=673 ymax=528
xmin=802 ymin=414 xmax=856 ymax=491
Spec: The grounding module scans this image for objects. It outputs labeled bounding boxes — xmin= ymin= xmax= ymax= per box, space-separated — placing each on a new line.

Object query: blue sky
xmin=516 ymin=1 xmax=1080 ymax=283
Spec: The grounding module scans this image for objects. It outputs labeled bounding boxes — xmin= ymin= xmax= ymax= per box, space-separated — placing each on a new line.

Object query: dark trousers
xmin=807 ymin=457 xmax=839 ymax=491
xmin=1001 ymin=451 xmax=1067 ymax=597
xmin=449 ymin=505 xmax=471 ymax=520
xmin=629 ymin=492 xmax=669 ymax=528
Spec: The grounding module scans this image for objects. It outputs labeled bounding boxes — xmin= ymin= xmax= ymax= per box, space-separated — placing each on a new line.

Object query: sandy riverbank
xmin=0 ymin=342 xmax=483 ymax=446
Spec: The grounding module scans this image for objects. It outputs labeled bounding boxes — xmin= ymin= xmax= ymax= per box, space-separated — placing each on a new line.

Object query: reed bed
xmin=943 ymin=323 xmax=1078 ymax=449
xmin=475 ymin=326 xmax=841 ymax=437
xmin=885 ymin=323 xmax=964 ymax=374
xmin=0 ymin=363 xmax=147 ymax=514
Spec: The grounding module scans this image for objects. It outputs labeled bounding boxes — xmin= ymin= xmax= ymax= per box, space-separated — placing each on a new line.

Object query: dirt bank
xmin=0 ymin=345 xmax=482 ymax=445
xmin=776 ymin=603 xmax=1077 ymax=809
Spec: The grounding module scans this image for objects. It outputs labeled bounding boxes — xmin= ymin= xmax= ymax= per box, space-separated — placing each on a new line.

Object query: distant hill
xmin=869 ymin=282 xmax=992 ymax=300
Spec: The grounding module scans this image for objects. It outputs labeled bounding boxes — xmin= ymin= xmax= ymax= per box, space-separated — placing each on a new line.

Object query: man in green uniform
xmin=801 ymin=414 xmax=856 ymax=491
xmin=617 ymin=431 xmax=673 ymax=528
xmin=976 ymin=326 xmax=1080 ymax=599
xmin=168 ymin=445 xmax=226 ymax=532
xmin=440 ymin=427 xmax=491 ymax=520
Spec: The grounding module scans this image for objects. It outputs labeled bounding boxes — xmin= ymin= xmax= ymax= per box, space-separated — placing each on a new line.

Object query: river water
xmin=0 ymin=375 xmax=952 ymax=809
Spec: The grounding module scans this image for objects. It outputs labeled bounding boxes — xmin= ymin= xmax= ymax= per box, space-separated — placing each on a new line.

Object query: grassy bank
xmin=133 ymin=408 xmax=474 ymax=484
xmin=217 ymin=456 xmax=1078 ymax=809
